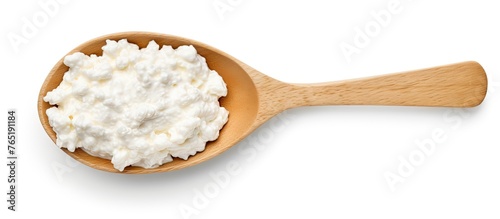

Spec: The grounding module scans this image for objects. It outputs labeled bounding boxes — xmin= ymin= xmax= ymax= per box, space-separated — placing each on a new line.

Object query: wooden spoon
xmin=38 ymin=32 xmax=488 ymax=174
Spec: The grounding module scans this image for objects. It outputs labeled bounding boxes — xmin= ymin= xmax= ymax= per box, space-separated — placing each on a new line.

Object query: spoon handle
xmin=288 ymin=61 xmax=487 ymax=108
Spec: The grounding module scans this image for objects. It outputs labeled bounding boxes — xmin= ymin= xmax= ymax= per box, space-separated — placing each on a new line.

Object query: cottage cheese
xmin=44 ymin=39 xmax=229 ymax=171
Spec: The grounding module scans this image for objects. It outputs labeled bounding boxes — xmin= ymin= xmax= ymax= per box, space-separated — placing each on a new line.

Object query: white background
xmin=1 ymin=0 xmax=499 ymax=218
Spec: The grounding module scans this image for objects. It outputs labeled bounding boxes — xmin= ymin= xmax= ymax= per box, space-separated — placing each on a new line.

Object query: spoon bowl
xmin=38 ymin=32 xmax=487 ymax=173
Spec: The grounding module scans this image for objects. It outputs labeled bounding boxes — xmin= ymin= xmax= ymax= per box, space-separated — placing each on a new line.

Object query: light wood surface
xmin=38 ymin=32 xmax=488 ymax=174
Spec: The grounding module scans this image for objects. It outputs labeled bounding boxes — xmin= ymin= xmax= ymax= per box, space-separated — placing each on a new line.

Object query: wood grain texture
xmin=259 ymin=61 xmax=487 ymax=109
xmin=38 ymin=32 xmax=488 ymax=174
xmin=290 ymin=61 xmax=487 ymax=107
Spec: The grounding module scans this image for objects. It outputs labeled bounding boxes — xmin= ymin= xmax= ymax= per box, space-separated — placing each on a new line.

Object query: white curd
xmin=44 ymin=39 xmax=229 ymax=171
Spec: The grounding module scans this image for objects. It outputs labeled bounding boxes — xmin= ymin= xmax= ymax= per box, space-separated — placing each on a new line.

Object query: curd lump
xmin=44 ymin=39 xmax=229 ymax=171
